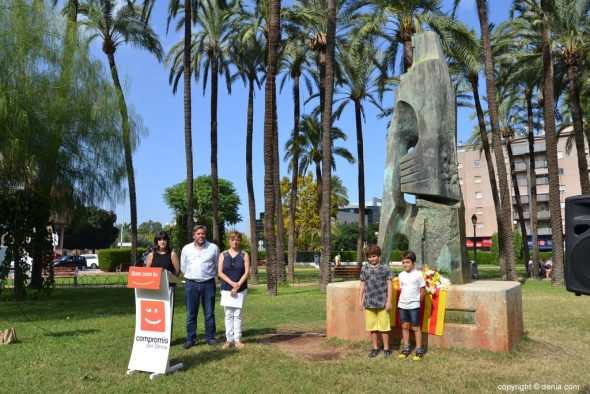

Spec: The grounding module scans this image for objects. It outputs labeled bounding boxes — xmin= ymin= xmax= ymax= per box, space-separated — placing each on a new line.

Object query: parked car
xmin=2 ymin=246 xmax=33 ymax=272
xmin=81 ymin=254 xmax=100 ymax=269
xmin=52 ymin=255 xmax=86 ymax=270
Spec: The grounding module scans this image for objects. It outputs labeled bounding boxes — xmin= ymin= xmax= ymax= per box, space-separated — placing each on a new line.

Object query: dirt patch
xmin=260 ymin=331 xmax=344 ymax=361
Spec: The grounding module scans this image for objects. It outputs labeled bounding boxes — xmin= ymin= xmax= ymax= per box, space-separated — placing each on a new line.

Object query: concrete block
xmin=326 ymin=280 xmax=524 ymax=352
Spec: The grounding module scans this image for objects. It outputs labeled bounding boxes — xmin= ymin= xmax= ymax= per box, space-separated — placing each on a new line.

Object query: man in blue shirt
xmin=181 ymin=225 xmax=220 ymax=349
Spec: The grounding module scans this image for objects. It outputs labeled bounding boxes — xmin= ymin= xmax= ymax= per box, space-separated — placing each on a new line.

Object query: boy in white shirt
xmin=397 ymin=250 xmax=426 ymax=360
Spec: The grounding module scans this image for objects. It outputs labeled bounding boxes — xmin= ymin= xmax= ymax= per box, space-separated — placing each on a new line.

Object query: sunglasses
xmin=230 ymin=256 xmax=236 ymax=268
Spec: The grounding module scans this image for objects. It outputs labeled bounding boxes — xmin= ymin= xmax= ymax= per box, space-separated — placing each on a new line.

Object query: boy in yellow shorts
xmin=358 ymin=245 xmax=393 ymax=358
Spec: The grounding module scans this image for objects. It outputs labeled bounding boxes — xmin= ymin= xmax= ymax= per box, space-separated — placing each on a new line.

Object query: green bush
xmin=467 ymin=250 xmax=495 ymax=264
xmin=98 ymin=248 xmax=146 ymax=272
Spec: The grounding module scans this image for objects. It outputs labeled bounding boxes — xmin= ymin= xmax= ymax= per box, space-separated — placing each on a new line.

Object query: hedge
xmin=97 ymin=248 xmax=146 ymax=272
xmin=255 ymin=249 xmax=405 ymax=263
xmin=467 ymin=250 xmax=496 ymax=264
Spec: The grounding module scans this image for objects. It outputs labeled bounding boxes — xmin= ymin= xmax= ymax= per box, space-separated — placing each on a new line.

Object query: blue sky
xmin=97 ymin=0 xmax=509 ymax=234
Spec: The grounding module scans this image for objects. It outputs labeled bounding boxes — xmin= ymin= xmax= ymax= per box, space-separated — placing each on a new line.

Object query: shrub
xmin=98 ymin=248 xmax=146 ymax=272
xmin=467 ymin=250 xmax=495 ymax=264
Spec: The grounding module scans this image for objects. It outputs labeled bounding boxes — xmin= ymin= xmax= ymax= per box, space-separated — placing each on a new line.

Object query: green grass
xmin=1 ymin=277 xmax=589 ymax=393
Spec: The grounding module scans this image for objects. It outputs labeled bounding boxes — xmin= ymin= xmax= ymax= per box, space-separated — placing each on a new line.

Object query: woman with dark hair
xmin=146 ymin=231 xmax=180 ymax=277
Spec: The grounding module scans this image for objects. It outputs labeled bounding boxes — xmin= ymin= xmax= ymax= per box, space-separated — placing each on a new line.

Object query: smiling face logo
xmin=140 ymin=300 xmax=165 ymax=332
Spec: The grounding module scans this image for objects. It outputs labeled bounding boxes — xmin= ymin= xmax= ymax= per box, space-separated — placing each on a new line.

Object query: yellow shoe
xmin=398 ymin=348 xmax=411 ymax=359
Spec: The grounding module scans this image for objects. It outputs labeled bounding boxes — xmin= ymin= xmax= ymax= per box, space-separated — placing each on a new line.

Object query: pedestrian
xmin=218 ymin=231 xmax=250 ymax=349
xmin=180 ymin=225 xmax=220 ymax=349
xmin=358 ymin=244 xmax=393 ymax=358
xmin=397 ymin=250 xmax=426 ymax=361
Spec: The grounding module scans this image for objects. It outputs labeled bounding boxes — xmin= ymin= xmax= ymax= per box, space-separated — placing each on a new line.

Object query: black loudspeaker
xmin=565 ymin=195 xmax=590 ymax=296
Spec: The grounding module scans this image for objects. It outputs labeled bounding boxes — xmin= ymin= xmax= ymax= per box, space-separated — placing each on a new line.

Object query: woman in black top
xmin=217 ymin=231 xmax=250 ymax=349
xmin=146 ymin=231 xmax=180 ymax=277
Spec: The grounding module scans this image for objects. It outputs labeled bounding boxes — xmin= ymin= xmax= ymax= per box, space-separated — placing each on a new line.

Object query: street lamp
xmin=471 ymin=214 xmax=478 ymax=280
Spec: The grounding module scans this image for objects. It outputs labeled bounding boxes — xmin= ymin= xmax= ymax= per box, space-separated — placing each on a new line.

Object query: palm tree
xmin=168 ymin=0 xmax=233 ymax=246
xmin=447 ymin=23 xmax=514 ymax=276
xmin=230 ymin=35 xmax=265 ymax=284
xmin=334 ymin=38 xmax=383 ymax=268
xmin=166 ymin=0 xmax=197 ymax=244
xmin=320 ymin=0 xmax=336 ymax=291
xmin=80 ymin=0 xmax=163 ymax=266
xmin=279 ymin=33 xmax=313 ymax=281
xmin=540 ymin=0 xmax=565 ymax=285
xmin=263 ymin=0 xmax=281 ymax=295
xmin=552 ymin=0 xmax=590 ymax=194
xmin=353 ymin=0 xmax=473 ymax=74
xmin=494 ymin=14 xmax=545 ymax=276
xmin=284 ymin=114 xmax=354 ymax=202
xmin=475 ymin=0 xmax=516 ymax=280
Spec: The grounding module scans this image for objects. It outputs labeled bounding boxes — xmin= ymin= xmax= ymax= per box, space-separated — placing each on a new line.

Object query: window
xmin=474 ymin=175 xmax=482 ymax=183
xmin=476 ymin=207 xmax=484 ymax=215
xmin=474 ymin=160 xmax=481 ymax=168
xmin=559 ymin=168 xmax=564 ymax=175
xmin=559 ymin=185 xmax=566 ymax=192
xmin=476 ymin=223 xmax=484 ymax=230
xmin=557 ymin=151 xmax=564 ymax=159
xmin=475 ymin=192 xmax=483 ymax=199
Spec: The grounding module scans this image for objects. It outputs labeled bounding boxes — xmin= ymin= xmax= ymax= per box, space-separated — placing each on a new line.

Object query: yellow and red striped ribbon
xmin=390 ymin=280 xmax=448 ymax=336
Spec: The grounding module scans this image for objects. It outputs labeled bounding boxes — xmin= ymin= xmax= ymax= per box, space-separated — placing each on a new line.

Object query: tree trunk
xmin=476 ymin=0 xmax=516 ymax=280
xmin=567 ymin=63 xmax=590 ymax=194
xmin=526 ymin=90 xmax=539 ymax=277
xmin=263 ymin=0 xmax=281 ymax=296
xmin=320 ymin=0 xmax=336 ymax=292
xmin=246 ymin=76 xmax=258 ymax=284
xmin=274 ymin=90 xmax=286 ymax=285
xmin=315 ymin=159 xmax=322 ymax=211
xmin=403 ymin=39 xmax=413 ymax=73
xmin=354 ymin=99 xmax=365 ymax=268
xmin=506 ymin=137 xmax=530 ymax=269
xmin=184 ymin=3 xmax=194 ymax=244
xmin=470 ymin=76 xmax=507 ymax=274
xmin=106 ymin=50 xmax=137 ymax=266
xmin=210 ymin=56 xmax=220 ymax=246
xmin=287 ymin=72 xmax=301 ymax=282
xmin=541 ymin=0 xmax=564 ymax=285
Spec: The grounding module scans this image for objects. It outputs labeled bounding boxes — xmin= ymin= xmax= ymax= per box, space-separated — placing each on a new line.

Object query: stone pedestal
xmin=326 ymin=280 xmax=524 ymax=352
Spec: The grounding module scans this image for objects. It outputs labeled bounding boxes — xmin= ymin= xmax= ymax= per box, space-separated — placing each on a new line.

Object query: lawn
xmin=1 ymin=278 xmax=589 ymax=393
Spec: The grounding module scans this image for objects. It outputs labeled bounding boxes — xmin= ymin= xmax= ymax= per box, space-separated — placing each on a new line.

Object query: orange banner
xmin=127 ymin=267 xmax=162 ymax=289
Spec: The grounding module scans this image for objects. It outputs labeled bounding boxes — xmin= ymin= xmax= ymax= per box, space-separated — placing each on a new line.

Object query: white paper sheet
xmin=220 ymin=289 xmax=247 ymax=308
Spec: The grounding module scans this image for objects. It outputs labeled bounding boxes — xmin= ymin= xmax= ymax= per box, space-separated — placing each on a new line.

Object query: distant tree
xmin=138 ymin=220 xmax=163 ymax=235
xmin=63 ymin=207 xmax=118 ymax=251
xmin=163 ymin=175 xmax=241 ymax=249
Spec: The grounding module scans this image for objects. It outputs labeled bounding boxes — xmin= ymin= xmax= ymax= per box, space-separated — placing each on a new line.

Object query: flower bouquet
xmin=422 ymin=265 xmax=451 ymax=294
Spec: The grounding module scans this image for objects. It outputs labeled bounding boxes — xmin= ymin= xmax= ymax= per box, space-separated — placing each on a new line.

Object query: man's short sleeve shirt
xmin=360 ymin=264 xmax=393 ymax=309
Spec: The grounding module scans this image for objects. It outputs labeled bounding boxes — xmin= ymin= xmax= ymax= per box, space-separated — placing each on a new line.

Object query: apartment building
xmin=457 ymin=130 xmax=590 ymax=250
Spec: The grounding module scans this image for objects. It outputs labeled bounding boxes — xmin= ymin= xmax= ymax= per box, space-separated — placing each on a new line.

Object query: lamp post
xmin=471 ymin=214 xmax=478 ymax=280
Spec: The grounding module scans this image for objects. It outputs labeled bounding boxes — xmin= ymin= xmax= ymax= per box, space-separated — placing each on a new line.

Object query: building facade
xmin=336 ymin=198 xmax=382 ymax=227
xmin=458 ymin=130 xmax=590 ymax=249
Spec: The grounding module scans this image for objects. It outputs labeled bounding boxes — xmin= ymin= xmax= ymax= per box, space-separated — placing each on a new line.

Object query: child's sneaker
xmin=398 ymin=345 xmax=411 ymax=359
xmin=383 ymin=350 xmax=392 ymax=358
xmin=412 ymin=348 xmax=425 ymax=361
xmin=368 ymin=348 xmax=380 ymax=358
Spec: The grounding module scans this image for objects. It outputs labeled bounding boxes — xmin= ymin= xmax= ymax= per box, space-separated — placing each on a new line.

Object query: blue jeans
xmin=184 ymin=278 xmax=216 ymax=342
xmin=398 ymin=307 xmax=420 ymax=327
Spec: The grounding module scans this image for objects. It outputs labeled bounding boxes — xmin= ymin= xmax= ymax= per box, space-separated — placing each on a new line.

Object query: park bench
xmin=333 ymin=266 xmax=361 ymax=281
xmin=45 ymin=266 xmax=79 ymax=287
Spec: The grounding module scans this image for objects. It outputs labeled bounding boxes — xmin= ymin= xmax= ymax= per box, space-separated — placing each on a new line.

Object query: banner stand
xmin=126 ymin=267 xmax=183 ymax=379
